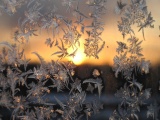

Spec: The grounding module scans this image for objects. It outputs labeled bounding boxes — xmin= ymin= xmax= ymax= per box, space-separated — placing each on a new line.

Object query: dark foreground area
xmin=0 ymin=63 xmax=160 ymax=120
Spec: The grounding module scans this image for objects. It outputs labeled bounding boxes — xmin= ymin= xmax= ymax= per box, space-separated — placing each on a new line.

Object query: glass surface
xmin=0 ymin=0 xmax=160 ymax=120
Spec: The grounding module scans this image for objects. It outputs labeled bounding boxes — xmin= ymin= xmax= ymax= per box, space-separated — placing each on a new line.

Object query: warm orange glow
xmin=0 ymin=0 xmax=160 ymax=66
xmin=67 ymin=38 xmax=86 ymax=65
xmin=70 ymin=49 xmax=85 ymax=65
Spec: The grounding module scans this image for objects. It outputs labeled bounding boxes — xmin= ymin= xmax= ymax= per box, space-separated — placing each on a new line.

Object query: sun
xmin=70 ymin=49 xmax=85 ymax=65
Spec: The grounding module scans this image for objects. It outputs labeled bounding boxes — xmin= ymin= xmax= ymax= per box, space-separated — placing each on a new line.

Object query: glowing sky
xmin=0 ymin=0 xmax=160 ymax=66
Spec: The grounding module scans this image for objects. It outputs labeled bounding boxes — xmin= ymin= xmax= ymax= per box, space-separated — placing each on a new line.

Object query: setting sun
xmin=70 ymin=49 xmax=85 ymax=65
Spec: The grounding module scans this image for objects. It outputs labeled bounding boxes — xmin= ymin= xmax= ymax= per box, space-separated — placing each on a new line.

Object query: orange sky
xmin=0 ymin=0 xmax=160 ymax=66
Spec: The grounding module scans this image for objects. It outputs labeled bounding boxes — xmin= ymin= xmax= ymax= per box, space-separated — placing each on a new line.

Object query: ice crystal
xmin=147 ymin=101 xmax=160 ymax=120
xmin=84 ymin=0 xmax=106 ymax=59
xmin=113 ymin=36 xmax=150 ymax=80
xmin=0 ymin=0 xmax=158 ymax=120
xmin=110 ymin=77 xmax=152 ymax=120
xmin=115 ymin=0 xmax=126 ymax=15
xmin=0 ymin=36 xmax=104 ymax=120
xmin=111 ymin=2 xmax=154 ymax=115
xmin=83 ymin=77 xmax=103 ymax=98
xmin=116 ymin=0 xmax=155 ymax=39
xmin=0 ymin=0 xmax=26 ymax=15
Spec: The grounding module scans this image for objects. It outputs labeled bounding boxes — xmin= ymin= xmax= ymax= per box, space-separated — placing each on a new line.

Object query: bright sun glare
xmin=71 ymin=49 xmax=85 ymax=65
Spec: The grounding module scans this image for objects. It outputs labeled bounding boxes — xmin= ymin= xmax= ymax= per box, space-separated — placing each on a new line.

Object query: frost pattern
xmin=0 ymin=0 xmax=159 ymax=120
xmin=110 ymin=0 xmax=157 ymax=119
xmin=113 ymin=0 xmax=154 ymax=80
xmin=0 ymin=41 xmax=103 ymax=119
xmin=109 ymin=77 xmax=152 ymax=120
xmin=113 ymin=36 xmax=150 ymax=80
